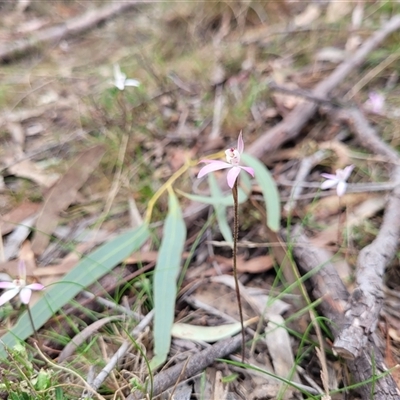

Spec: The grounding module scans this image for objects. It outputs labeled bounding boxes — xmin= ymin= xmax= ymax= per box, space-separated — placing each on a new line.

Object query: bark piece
xmin=265 ymin=314 xmax=301 ymax=399
xmin=0 ymin=201 xmax=40 ymax=235
xmin=32 ymin=145 xmax=105 ymax=255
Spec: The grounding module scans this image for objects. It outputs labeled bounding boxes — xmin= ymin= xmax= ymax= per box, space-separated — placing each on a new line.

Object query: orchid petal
xmin=125 ymin=79 xmax=140 ymax=87
xmin=240 ymin=166 xmax=254 ymax=177
xmin=19 ymin=287 xmax=32 ymax=304
xmin=237 ymin=132 xmax=244 ymax=154
xmin=0 ymin=288 xmax=20 ymax=306
xmin=113 ymin=64 xmax=125 ymax=80
xmin=321 ymin=180 xmax=337 ymax=190
xmin=115 ymin=80 xmax=125 ymax=90
xmin=227 ymin=166 xmax=241 ymax=188
xmin=336 ymin=181 xmax=347 ymax=197
xmin=320 ymin=173 xmax=338 ymax=180
xmin=0 ymin=282 xmax=17 ymax=289
xmin=113 ymin=65 xmax=127 ymax=90
xmin=342 ymin=165 xmax=354 ymax=179
xmin=26 ymin=283 xmax=45 ymax=291
xmin=197 ymin=161 xmax=231 ymax=178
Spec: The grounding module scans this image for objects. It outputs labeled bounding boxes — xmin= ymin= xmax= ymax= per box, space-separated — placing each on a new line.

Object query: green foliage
xmin=9 ymin=394 xmax=31 ymax=400
xmin=0 ymin=224 xmax=150 ymax=358
xmin=34 ymin=369 xmax=52 ymax=390
xmin=180 ymin=184 xmax=250 ymax=206
xmin=55 ymin=387 xmax=65 ymax=400
xmin=150 ymin=190 xmax=186 ymax=369
xmin=208 ymin=173 xmax=233 ymax=243
xmin=221 ymin=373 xmax=239 ymax=383
xmin=0 ymin=344 xmax=64 ymax=400
xmin=241 ymin=153 xmax=281 ymax=231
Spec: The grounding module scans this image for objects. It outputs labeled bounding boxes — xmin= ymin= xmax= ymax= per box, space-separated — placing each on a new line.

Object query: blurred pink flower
xmin=321 ymin=165 xmax=354 ymax=197
xmin=0 ymin=261 xmax=44 ymax=306
xmin=365 ymin=91 xmax=385 ymax=114
xmin=197 ymin=132 xmax=254 ymax=188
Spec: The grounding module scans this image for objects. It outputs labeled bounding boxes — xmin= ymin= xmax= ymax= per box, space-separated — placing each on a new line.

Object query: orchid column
xmin=197 ymin=132 xmax=254 ymax=361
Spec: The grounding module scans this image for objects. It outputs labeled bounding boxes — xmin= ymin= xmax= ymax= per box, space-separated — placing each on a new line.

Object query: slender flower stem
xmin=196 ymin=131 xmax=254 ymax=362
xmin=337 ymin=196 xmax=342 ymax=247
xmin=232 ymin=179 xmax=245 ymax=363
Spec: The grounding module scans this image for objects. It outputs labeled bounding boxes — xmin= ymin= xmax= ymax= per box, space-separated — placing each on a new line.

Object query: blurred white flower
xmin=113 ymin=64 xmax=140 ymax=91
xmin=321 ymin=165 xmax=354 ymax=197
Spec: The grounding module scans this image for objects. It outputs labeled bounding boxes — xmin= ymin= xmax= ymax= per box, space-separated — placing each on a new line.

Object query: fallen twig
xmin=126 ymin=333 xmax=245 ymax=400
xmin=0 ymin=1 xmax=152 ymax=62
xmin=185 ymin=15 xmax=400 ymax=225
xmin=286 ymin=226 xmax=400 ymax=399
xmin=283 ymin=149 xmax=328 ymax=214
xmin=85 ymin=311 xmax=154 ymax=395
xmin=328 ymin=108 xmax=400 ymax=360
xmin=247 ymin=14 xmax=400 ymax=159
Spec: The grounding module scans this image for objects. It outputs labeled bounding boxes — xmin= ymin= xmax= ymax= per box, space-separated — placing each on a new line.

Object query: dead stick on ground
xmin=326 ymin=108 xmax=400 ymax=360
xmin=0 ymin=1 xmax=153 ymax=62
xmin=126 ymin=334 xmax=246 ymax=400
xmin=185 ymin=14 xmax=400 ymax=225
xmin=285 ymin=226 xmax=400 ymax=399
xmin=283 ymin=149 xmax=328 ymax=214
xmin=247 ymin=14 xmax=400 ymax=159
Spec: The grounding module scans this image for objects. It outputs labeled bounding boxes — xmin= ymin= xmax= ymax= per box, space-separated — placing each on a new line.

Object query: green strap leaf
xmin=241 ymin=153 xmax=281 ymax=231
xmin=171 ymin=318 xmax=257 ymax=343
xmin=208 ymin=173 xmax=233 ymax=243
xmin=150 ymin=190 xmax=186 ymax=369
xmin=179 ymin=172 xmax=251 ymax=207
xmin=0 ymin=224 xmax=150 ymax=358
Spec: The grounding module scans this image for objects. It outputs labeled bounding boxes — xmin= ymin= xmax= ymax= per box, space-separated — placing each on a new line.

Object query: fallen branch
xmin=328 ymin=108 xmax=400 ymax=360
xmin=185 ymin=14 xmax=400 ymax=225
xmin=247 ymin=14 xmax=400 ymax=159
xmin=286 ymin=226 xmax=400 ymax=399
xmin=0 ymin=1 xmax=152 ymax=62
xmin=283 ymin=149 xmax=328 ymax=214
xmin=127 ymin=334 xmax=245 ymax=400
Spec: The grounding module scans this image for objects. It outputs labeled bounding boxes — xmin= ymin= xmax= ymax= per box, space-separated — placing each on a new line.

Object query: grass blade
xmin=241 ymin=153 xmax=281 ymax=231
xmin=150 ymin=190 xmax=186 ymax=369
xmin=0 ymin=224 xmax=150 ymax=358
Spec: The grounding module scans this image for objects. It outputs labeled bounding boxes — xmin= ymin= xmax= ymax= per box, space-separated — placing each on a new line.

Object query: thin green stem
xmin=337 ymin=196 xmax=342 ymax=248
xmin=232 ymin=179 xmax=245 ymax=362
xmin=26 ymin=304 xmax=42 ymax=350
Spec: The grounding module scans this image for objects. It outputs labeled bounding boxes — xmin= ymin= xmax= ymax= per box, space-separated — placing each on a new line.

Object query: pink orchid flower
xmin=197 ymin=132 xmax=255 ymax=188
xmin=0 ymin=261 xmax=44 ymax=306
xmin=321 ymin=165 xmax=354 ymax=197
